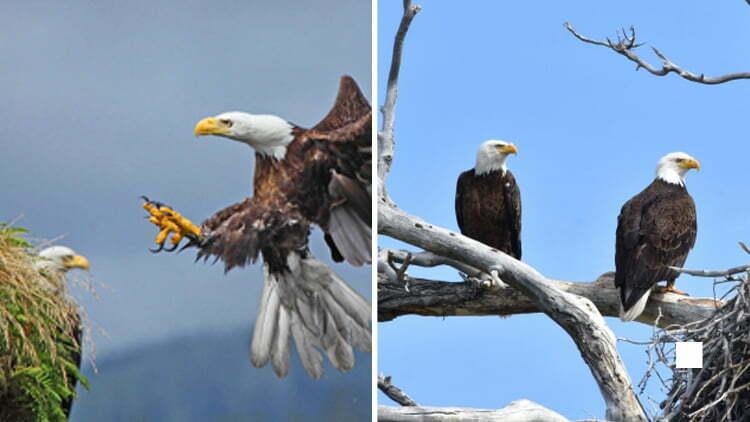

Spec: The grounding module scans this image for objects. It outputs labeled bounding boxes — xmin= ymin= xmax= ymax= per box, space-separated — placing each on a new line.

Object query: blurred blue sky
xmin=1 ymin=0 xmax=370 ymax=375
xmin=378 ymin=1 xmax=749 ymax=419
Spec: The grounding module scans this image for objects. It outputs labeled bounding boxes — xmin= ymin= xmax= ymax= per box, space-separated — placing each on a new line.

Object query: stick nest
xmin=656 ymin=274 xmax=750 ymax=421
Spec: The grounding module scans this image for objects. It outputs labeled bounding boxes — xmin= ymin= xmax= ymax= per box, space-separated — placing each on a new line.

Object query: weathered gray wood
xmin=379 ymin=375 xmax=419 ymax=407
xmin=379 ymin=204 xmax=647 ymax=421
xmin=378 ymin=0 xmax=421 ymax=199
xmin=378 ymin=400 xmax=569 ymax=422
xmin=379 ymin=271 xmax=720 ymax=327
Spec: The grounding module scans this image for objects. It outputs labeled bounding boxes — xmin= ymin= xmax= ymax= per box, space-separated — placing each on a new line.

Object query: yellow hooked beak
xmin=498 ymin=144 xmax=518 ymax=155
xmin=194 ymin=117 xmax=231 ymax=137
xmin=64 ymin=255 xmax=90 ymax=271
xmin=680 ymin=158 xmax=701 ymax=171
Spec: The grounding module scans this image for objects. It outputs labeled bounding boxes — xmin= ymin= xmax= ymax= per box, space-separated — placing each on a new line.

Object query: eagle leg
xmin=655 ymin=282 xmax=689 ymax=296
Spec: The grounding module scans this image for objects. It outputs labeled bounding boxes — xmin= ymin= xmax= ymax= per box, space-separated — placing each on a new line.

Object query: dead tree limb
xmin=378 ymin=270 xmax=720 ymax=327
xmin=378 ymin=0 xmax=421 ymax=198
xmin=379 ymin=400 xmax=570 ymax=422
xmin=565 ymin=22 xmax=750 ymax=85
xmin=379 ymin=205 xmax=646 ymax=421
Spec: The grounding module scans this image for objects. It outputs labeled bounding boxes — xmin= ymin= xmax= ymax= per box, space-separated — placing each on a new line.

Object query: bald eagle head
xmin=656 ymin=152 xmax=700 ymax=186
xmin=36 ymin=246 xmax=90 ymax=276
xmin=193 ymin=112 xmax=294 ymax=160
xmin=475 ymin=140 xmax=518 ymax=176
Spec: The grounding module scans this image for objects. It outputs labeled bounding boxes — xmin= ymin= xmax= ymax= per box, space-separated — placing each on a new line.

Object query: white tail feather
xmin=270 ymin=306 xmax=290 ymax=377
xmin=249 ymin=253 xmax=371 ymax=378
xmin=250 ymin=270 xmax=280 ymax=368
xmin=329 ymin=206 xmax=371 ymax=266
xmin=619 ymin=287 xmax=652 ymax=321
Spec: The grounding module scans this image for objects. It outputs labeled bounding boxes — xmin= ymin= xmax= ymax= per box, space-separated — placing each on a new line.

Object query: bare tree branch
xmin=378 ymin=400 xmax=570 ymax=422
xmin=382 ymin=248 xmax=483 ymax=278
xmin=378 ymin=204 xmax=648 ymax=421
xmin=378 ymin=0 xmax=421 ymax=198
xmin=565 ymin=22 xmax=750 ymax=85
xmin=379 ymin=271 xmax=721 ymax=327
xmin=378 ymin=375 xmax=419 ymax=407
xmin=670 ymin=264 xmax=750 ymax=278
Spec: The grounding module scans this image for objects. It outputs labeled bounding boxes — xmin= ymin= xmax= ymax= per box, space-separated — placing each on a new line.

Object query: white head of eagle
xmin=35 ymin=246 xmax=90 ymax=275
xmin=655 ymin=152 xmax=701 ymax=186
xmin=194 ymin=112 xmax=294 ymax=160
xmin=474 ymin=139 xmax=518 ymax=176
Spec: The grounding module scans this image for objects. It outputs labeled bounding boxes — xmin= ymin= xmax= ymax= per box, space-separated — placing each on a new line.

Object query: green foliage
xmin=0 ymin=223 xmax=87 ymax=421
xmin=0 ymin=223 xmax=32 ymax=248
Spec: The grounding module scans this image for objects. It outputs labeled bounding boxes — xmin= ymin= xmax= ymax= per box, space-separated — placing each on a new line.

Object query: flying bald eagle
xmin=616 ymin=152 xmax=699 ymax=321
xmin=455 ymin=140 xmax=521 ymax=259
xmin=34 ymin=246 xmax=90 ymax=418
xmin=143 ymin=75 xmax=371 ymax=379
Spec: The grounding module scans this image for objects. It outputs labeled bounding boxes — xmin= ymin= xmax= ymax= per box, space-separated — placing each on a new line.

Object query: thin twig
xmin=565 ymin=22 xmax=750 ymax=85
xmin=670 ymin=264 xmax=750 ymax=278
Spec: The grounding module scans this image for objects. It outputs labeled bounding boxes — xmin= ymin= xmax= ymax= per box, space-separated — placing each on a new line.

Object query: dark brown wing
xmin=295 ymin=76 xmax=372 ymax=266
xmin=615 ymin=182 xmax=697 ymax=311
xmin=503 ymin=171 xmax=522 ymax=259
xmin=312 ymin=75 xmax=371 ymax=132
xmin=455 ymin=170 xmax=471 ymax=234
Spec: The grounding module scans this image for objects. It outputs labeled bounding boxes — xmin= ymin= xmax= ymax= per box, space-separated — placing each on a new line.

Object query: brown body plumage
xmin=455 ymin=169 xmax=522 ymax=259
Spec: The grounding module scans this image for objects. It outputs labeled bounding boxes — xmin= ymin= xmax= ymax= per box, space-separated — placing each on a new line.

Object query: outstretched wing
xmin=299 ymin=76 xmax=372 ymax=266
xmin=312 ymin=75 xmax=371 ymax=132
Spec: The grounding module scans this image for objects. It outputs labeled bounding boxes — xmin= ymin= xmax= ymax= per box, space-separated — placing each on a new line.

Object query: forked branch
xmin=565 ymin=22 xmax=750 ymax=85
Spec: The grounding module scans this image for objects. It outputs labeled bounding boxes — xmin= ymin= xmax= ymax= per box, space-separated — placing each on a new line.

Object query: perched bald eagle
xmin=143 ymin=76 xmax=371 ymax=379
xmin=455 ymin=140 xmax=521 ymax=259
xmin=616 ymin=152 xmax=699 ymax=321
xmin=34 ymin=246 xmax=90 ymax=418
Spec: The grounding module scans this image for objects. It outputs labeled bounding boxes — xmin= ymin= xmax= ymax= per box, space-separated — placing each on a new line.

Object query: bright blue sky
xmin=1 ymin=0 xmax=369 ymax=384
xmin=378 ymin=2 xmax=750 ymax=419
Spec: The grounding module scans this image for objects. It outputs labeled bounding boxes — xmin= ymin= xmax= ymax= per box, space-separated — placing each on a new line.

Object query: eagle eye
xmin=675 ymin=158 xmax=684 ymax=163
xmin=220 ymin=119 xmax=233 ymax=127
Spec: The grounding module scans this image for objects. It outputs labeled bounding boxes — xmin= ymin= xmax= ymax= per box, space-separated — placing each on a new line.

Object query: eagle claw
xmin=142 ymin=197 xmax=203 ymax=254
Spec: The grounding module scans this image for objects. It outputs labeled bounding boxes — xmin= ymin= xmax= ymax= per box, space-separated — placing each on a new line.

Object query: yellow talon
xmin=155 ymin=228 xmax=171 ymax=245
xmin=142 ymin=198 xmax=202 ymax=251
xmin=170 ymin=232 xmax=184 ymax=245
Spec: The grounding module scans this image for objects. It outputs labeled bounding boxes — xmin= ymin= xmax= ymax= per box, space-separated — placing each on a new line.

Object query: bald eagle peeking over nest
xmin=615 ymin=152 xmax=699 ymax=321
xmin=34 ymin=246 xmax=90 ymax=418
xmin=143 ymin=76 xmax=371 ymax=379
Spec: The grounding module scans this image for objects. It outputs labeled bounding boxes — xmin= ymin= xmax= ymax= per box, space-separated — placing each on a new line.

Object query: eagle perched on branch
xmin=615 ymin=152 xmax=699 ymax=321
xmin=143 ymin=76 xmax=371 ymax=379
